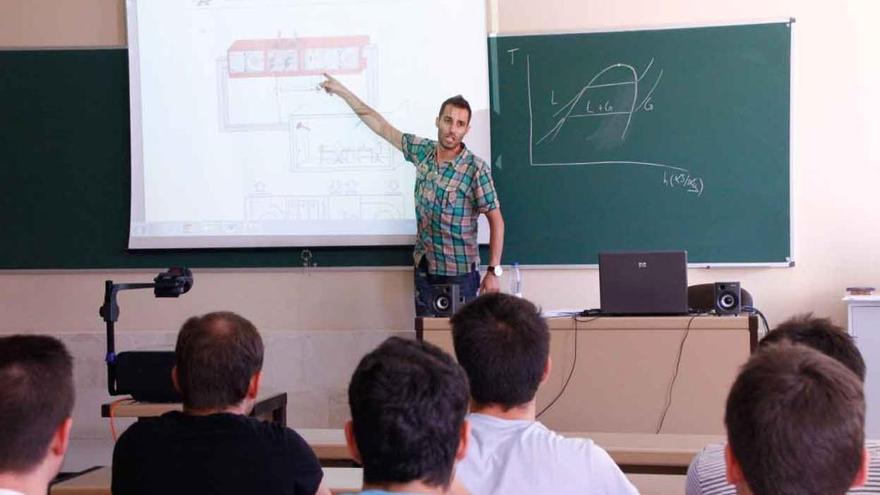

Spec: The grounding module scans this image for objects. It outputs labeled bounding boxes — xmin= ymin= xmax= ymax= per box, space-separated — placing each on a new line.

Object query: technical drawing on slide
xmin=219 ymin=35 xmax=402 ymax=169
xmin=245 ymin=185 xmax=407 ymax=223
xmin=216 ymin=34 xmax=411 ymax=221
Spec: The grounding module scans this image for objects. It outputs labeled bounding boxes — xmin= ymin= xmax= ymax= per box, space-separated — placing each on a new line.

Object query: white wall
xmin=2 ymin=0 xmax=880 ymax=462
xmin=1 ymin=0 xmax=878 ymax=333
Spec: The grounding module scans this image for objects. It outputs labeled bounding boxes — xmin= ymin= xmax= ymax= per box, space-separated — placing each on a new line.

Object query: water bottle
xmin=510 ymin=262 xmax=522 ymax=298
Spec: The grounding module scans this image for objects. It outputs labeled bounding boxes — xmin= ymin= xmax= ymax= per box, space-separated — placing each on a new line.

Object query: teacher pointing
xmin=320 ymin=74 xmax=504 ymax=312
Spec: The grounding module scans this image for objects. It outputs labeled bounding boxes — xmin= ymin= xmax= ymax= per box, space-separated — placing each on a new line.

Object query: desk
xmin=100 ymin=391 xmax=287 ymax=426
xmin=299 ymin=428 xmax=350 ymax=461
xmin=628 ymin=473 xmax=686 ymax=495
xmin=572 ymin=431 xmax=723 ymax=473
xmin=298 ymin=428 xmax=720 ymax=472
xmin=50 ymin=466 xmax=682 ymax=495
xmin=418 ymin=315 xmax=756 ymax=434
xmin=50 ymin=466 xmax=361 ymax=495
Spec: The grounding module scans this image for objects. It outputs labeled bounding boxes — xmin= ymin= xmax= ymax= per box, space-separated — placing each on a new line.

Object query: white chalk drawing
xmin=512 ymin=51 xmax=704 ymax=196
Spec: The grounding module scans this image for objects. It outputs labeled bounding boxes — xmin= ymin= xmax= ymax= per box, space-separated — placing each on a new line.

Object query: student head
xmin=0 ymin=335 xmax=74 ymax=492
xmin=450 ymin=292 xmax=550 ymax=410
xmin=725 ymin=343 xmax=867 ymax=495
xmin=173 ymin=311 xmax=264 ymax=412
xmin=759 ymin=313 xmax=865 ymax=381
xmin=346 ymin=337 xmax=469 ymax=491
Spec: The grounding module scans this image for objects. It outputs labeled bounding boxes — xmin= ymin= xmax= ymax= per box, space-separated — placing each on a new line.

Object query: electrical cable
xmin=108 ymin=396 xmax=135 ymax=441
xmin=536 ymin=315 xmax=601 ymax=419
xmin=743 ymin=305 xmax=770 ymax=339
xmin=655 ymin=315 xmax=697 ymax=433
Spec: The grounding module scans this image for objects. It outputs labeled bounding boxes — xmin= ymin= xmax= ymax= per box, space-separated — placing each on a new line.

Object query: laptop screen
xmin=599 ymin=251 xmax=689 ymax=315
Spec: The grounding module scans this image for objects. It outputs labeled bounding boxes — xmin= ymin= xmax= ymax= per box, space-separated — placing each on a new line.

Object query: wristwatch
xmin=487 ymin=265 xmax=503 ymax=277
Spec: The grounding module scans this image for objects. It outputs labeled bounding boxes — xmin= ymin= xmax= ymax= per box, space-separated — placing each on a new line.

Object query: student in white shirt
xmin=450 ymin=293 xmax=638 ymax=495
xmin=0 ymin=336 xmax=74 ymax=495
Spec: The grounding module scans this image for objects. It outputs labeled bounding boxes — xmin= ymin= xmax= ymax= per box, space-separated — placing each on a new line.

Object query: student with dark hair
xmin=112 ymin=312 xmax=329 ymax=495
xmin=687 ymin=314 xmax=880 ymax=494
xmin=724 ymin=343 xmax=868 ymax=495
xmin=0 ymin=335 xmax=74 ymax=495
xmin=344 ymin=336 xmax=470 ymax=495
xmin=450 ymin=293 xmax=637 ymax=495
xmin=759 ymin=313 xmax=866 ymax=380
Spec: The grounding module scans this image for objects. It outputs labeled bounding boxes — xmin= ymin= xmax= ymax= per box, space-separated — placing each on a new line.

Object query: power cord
xmin=108 ymin=396 xmax=135 ymax=441
xmin=655 ymin=315 xmax=697 ymax=433
xmin=538 ymin=310 xmax=752 ymax=429
xmin=536 ymin=315 xmax=601 ymax=419
xmin=742 ymin=305 xmax=770 ymax=339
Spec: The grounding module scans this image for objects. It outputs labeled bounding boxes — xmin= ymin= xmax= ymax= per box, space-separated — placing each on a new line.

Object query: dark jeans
xmin=414 ymin=258 xmax=479 ymax=316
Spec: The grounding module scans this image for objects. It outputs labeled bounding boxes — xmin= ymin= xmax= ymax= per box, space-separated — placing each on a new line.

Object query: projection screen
xmin=127 ymin=0 xmax=490 ymax=249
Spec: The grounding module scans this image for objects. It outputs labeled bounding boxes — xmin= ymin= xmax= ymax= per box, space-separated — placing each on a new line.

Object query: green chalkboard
xmin=0 ymin=49 xmax=412 ymax=269
xmin=488 ymin=22 xmax=792 ymax=264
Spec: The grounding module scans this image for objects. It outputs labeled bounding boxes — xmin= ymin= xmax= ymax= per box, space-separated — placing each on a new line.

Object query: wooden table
xmin=299 ymin=428 xmax=350 ymax=461
xmin=578 ymin=431 xmax=722 ymax=473
xmin=51 ymin=466 xmax=361 ymax=495
xmin=51 ymin=466 xmax=683 ymax=495
xmin=628 ymin=473 xmax=687 ymax=495
xmin=418 ymin=315 xmax=756 ymax=434
xmin=298 ymin=428 xmax=721 ymax=471
xmin=100 ymin=391 xmax=287 ymax=426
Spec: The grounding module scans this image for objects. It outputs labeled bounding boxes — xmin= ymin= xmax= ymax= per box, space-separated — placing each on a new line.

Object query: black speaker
xmin=714 ymin=282 xmax=742 ymax=315
xmin=688 ymin=283 xmax=752 ymax=315
xmin=429 ymin=284 xmax=463 ymax=317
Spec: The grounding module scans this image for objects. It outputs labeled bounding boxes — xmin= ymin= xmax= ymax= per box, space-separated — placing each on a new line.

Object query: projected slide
xmin=127 ymin=0 xmax=489 ymax=248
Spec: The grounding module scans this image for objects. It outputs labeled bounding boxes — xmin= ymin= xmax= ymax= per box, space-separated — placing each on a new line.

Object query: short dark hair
xmin=348 ymin=337 xmax=469 ymax=488
xmin=726 ymin=343 xmax=865 ymax=495
xmin=438 ymin=95 xmax=472 ymax=124
xmin=759 ymin=313 xmax=865 ymax=381
xmin=0 ymin=335 xmax=74 ymax=473
xmin=450 ymin=293 xmax=549 ymax=409
xmin=175 ymin=312 xmax=263 ymax=410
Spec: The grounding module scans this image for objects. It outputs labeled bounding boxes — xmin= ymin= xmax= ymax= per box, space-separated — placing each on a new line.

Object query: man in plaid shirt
xmin=321 ymin=74 xmax=505 ymax=313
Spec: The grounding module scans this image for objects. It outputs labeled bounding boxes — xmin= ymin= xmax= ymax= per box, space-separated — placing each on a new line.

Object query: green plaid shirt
xmin=402 ymin=133 xmax=499 ymax=275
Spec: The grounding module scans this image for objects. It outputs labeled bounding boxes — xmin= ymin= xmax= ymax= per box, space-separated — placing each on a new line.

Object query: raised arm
xmin=320 ymin=73 xmax=403 ymax=151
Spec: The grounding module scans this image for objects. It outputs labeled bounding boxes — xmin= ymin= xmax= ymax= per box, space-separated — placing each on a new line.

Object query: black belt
xmin=418 ymin=257 xmax=477 ymax=275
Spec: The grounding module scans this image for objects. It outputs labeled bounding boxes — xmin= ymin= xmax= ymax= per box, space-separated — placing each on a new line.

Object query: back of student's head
xmin=726 ymin=343 xmax=865 ymax=495
xmin=450 ymin=293 xmax=549 ymax=409
xmin=759 ymin=313 xmax=865 ymax=381
xmin=348 ymin=337 xmax=469 ymax=488
xmin=0 ymin=335 xmax=74 ymax=473
xmin=175 ymin=311 xmax=263 ymax=410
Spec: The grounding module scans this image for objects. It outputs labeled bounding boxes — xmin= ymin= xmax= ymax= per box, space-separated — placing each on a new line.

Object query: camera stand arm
xmin=99 ymin=281 xmax=155 ymax=395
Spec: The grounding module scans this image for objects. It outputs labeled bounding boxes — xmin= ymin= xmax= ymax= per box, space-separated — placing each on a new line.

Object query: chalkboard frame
xmin=487 ymin=20 xmax=794 ymax=266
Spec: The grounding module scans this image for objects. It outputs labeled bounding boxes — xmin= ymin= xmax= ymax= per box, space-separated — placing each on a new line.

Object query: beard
xmin=439 ymin=133 xmax=460 ymax=150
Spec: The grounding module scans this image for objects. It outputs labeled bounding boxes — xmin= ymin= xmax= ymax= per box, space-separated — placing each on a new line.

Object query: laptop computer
xmin=599 ymin=251 xmax=689 ymax=315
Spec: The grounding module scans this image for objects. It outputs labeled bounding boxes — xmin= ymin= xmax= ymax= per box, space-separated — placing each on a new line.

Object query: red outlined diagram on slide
xmin=227 ymin=35 xmax=369 ymax=78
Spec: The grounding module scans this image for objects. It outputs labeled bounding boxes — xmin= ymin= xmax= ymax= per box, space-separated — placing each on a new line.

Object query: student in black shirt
xmin=112 ymin=312 xmax=329 ymax=495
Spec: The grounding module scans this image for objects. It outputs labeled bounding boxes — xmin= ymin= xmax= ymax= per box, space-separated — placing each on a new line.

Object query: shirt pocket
xmin=441 ymin=180 xmax=473 ymax=228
